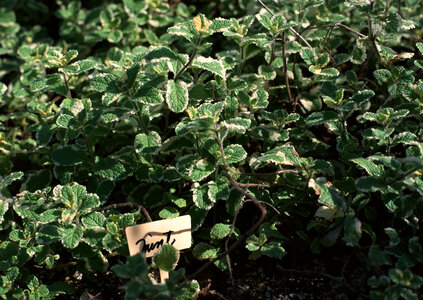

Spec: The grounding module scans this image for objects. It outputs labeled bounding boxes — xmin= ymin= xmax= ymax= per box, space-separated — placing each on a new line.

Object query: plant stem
xmin=257 ymin=0 xmax=312 ymax=49
xmin=131 ymin=101 xmax=148 ymax=133
xmin=97 ymin=202 xmax=152 ymax=222
xmin=282 ymin=31 xmax=294 ymax=105
xmin=174 ymin=37 xmax=201 ymax=81
xmin=368 ymin=2 xmax=382 ymax=61
xmin=188 ymin=171 xmax=267 ymax=280
xmin=387 ymin=167 xmax=419 ymax=185
xmin=62 ymin=72 xmax=72 ymax=99
xmin=214 ymin=124 xmax=227 ymax=167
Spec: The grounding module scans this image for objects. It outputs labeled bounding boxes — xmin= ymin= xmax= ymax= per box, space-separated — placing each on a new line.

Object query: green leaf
xmin=355 ymin=176 xmax=386 ymax=192
xmin=192 ymin=56 xmax=226 ymax=79
xmin=134 ymin=131 xmax=161 ymax=155
xmin=167 ymin=20 xmax=198 ymax=42
xmin=166 ymin=80 xmax=188 ymax=113
xmin=52 ymin=145 xmax=89 ymax=166
xmin=417 ymin=42 xmax=423 ymax=55
xmin=261 ymin=241 xmax=286 ymax=259
xmin=343 ymin=215 xmax=362 ymax=247
xmin=223 ymin=144 xmax=247 ymax=164
xmin=189 ymin=159 xmax=214 ymax=182
xmin=144 ymin=46 xmax=180 ymax=61
xmin=210 ymin=223 xmax=231 ymax=239
xmin=350 ymin=38 xmax=367 ymax=64
xmin=60 ymin=225 xmax=83 ymax=249
xmin=0 ymin=201 xmax=8 ymax=224
xmin=300 ymin=48 xmax=315 ymax=65
xmin=315 ymin=68 xmax=339 ymax=77
xmin=159 ymin=206 xmax=179 ymax=219
xmin=351 ymin=158 xmax=383 ymax=176
xmin=61 ymin=59 xmax=97 ymax=75
xmin=153 ymin=245 xmax=179 ymax=272
xmin=409 ymin=237 xmax=423 ymax=263
xmin=125 ymin=63 xmax=140 ymax=89
xmin=123 ymin=0 xmax=148 ymax=14
xmin=305 ymin=111 xmax=340 ymax=126
xmin=36 ymin=124 xmax=56 ymax=145
xmin=36 ymin=225 xmax=61 ymax=244
xmin=192 ymin=242 xmax=218 ymax=260
xmin=90 ymin=74 xmax=120 ymax=93
xmin=207 ymin=180 xmax=230 ymax=202
xmin=351 ymin=89 xmax=375 ymax=102
xmin=192 ymin=183 xmax=214 ymax=209
xmin=30 ymin=74 xmax=62 ymax=92
xmin=210 ymin=18 xmax=232 ymax=32
xmin=374 ymin=69 xmax=392 ymax=81
xmin=309 ymin=177 xmax=346 ymax=209
xmin=187 ymin=206 xmax=208 ymax=232
xmin=1 ymin=171 xmax=24 ymax=188
xmin=252 ymin=145 xmax=300 ymax=168
xmin=82 ymin=212 xmax=106 ymax=229
xmin=133 ymin=86 xmax=163 ymax=105
xmin=93 ymin=157 xmax=128 ymax=181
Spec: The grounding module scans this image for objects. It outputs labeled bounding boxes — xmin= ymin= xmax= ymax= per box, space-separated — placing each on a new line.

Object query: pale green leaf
xmin=189 ymin=159 xmax=214 ymax=182
xmin=192 ymin=56 xmax=226 ymax=79
xmin=223 ymin=144 xmax=247 ymax=164
xmin=133 ymin=86 xmax=163 ymax=105
xmin=210 ymin=223 xmax=231 ymax=240
xmin=153 ymin=245 xmax=179 ymax=271
xmin=166 ymin=80 xmax=188 ymax=113
xmin=159 ymin=206 xmax=179 ymax=219
xmin=192 ymin=183 xmax=214 ymax=209
xmin=351 ymin=158 xmax=383 ymax=176
xmin=192 ymin=242 xmax=218 ymax=260
xmin=355 ymin=176 xmax=386 ymax=192
xmin=82 ymin=212 xmax=106 ymax=229
xmin=134 ymin=131 xmax=161 ymax=155
xmin=305 ymin=111 xmax=340 ymax=126
xmin=61 ymin=59 xmax=97 ymax=75
xmin=417 ymin=42 xmax=423 ymax=55
xmin=60 ymin=225 xmax=83 ymax=249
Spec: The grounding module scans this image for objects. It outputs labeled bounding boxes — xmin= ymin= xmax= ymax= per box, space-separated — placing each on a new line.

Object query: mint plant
xmin=1 ymin=0 xmax=423 ymax=299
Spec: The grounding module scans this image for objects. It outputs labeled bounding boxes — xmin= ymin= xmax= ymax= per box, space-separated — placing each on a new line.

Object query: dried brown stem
xmin=97 ymin=202 xmax=152 ymax=222
xmin=188 ymin=171 xmax=267 ymax=280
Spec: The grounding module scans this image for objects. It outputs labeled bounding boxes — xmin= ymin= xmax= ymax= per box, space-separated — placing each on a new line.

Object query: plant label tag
xmin=125 ymin=215 xmax=191 ymax=257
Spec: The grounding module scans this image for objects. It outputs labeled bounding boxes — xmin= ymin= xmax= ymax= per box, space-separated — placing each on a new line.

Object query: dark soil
xmin=184 ymin=247 xmax=351 ymax=300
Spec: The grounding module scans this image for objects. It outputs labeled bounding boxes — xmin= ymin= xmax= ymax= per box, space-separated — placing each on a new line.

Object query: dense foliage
xmin=0 ymin=0 xmax=423 ymax=299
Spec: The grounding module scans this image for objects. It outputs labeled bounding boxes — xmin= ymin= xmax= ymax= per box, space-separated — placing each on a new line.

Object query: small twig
xmin=97 ymin=202 xmax=152 ymax=222
xmin=175 ymin=37 xmax=201 ymax=81
xmin=259 ymin=201 xmax=281 ymax=215
xmin=386 ymin=167 xmax=419 ymax=185
xmin=131 ymin=101 xmax=148 ymax=133
xmin=334 ymin=23 xmax=367 ymax=38
xmin=282 ymin=31 xmax=294 ymax=105
xmin=237 ymin=182 xmax=271 ymax=188
xmin=188 ymin=171 xmax=267 ymax=280
xmin=238 ymin=169 xmax=299 ymax=177
xmin=257 ymin=0 xmax=312 ymax=50
xmin=214 ymin=124 xmax=228 ymax=167
xmin=368 ymin=2 xmax=382 ymax=61
xmin=62 ymin=72 xmax=72 ymax=99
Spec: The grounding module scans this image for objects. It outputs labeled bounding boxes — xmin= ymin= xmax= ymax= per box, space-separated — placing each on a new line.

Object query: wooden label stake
xmin=125 ymin=215 xmax=192 ymax=283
